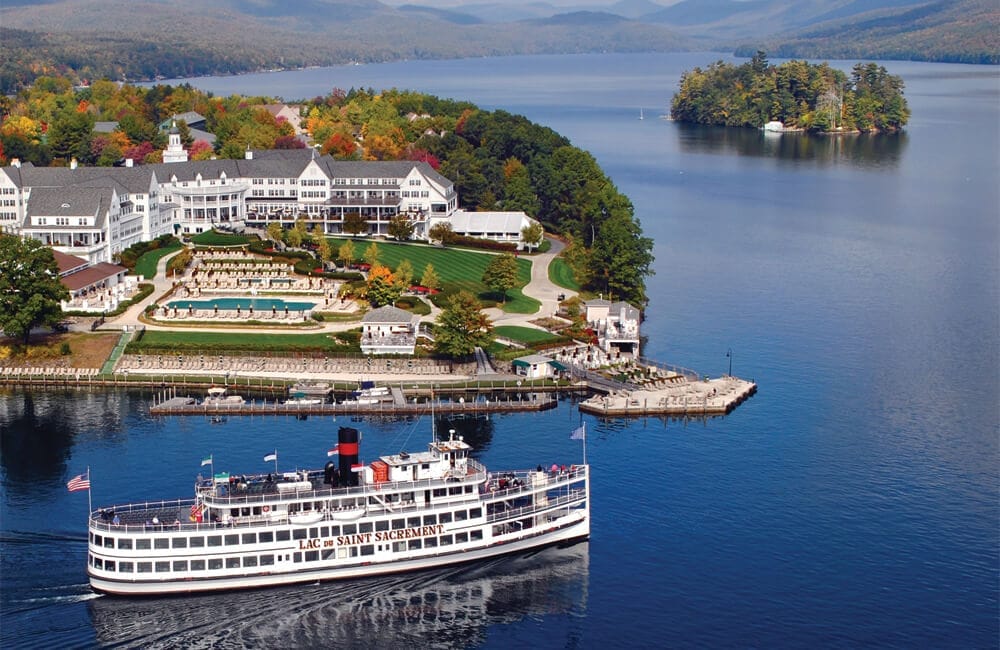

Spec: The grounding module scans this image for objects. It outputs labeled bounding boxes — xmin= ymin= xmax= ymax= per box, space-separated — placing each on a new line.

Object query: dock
xmin=150 ymin=394 xmax=558 ymax=417
xmin=578 ymin=375 xmax=756 ymax=417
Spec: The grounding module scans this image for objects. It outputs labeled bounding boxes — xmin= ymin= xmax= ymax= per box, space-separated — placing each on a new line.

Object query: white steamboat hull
xmin=89 ymin=516 xmax=589 ymax=596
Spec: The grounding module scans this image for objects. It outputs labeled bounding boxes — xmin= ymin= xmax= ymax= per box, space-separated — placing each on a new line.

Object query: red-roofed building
xmin=52 ymin=249 xmax=133 ymax=312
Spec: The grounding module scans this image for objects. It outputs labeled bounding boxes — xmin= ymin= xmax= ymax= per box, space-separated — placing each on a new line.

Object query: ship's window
xmin=320 ymin=526 xmax=330 ymax=537
xmin=350 ymin=547 xmax=358 ymax=558
xmin=423 ymin=515 xmax=437 ymax=526
xmin=136 ymin=539 xmax=151 ymax=550
xmin=439 ymin=513 xmax=452 ymax=524
xmin=207 ymin=535 xmax=222 ymax=547
xmin=329 ymin=526 xmax=340 ymax=537
xmin=190 ymin=560 xmax=205 ymax=571
xmin=448 ymin=486 xmax=462 ymax=495
xmin=392 ymin=518 xmax=405 ymax=530
xmin=424 ymin=537 xmax=437 ymax=548
xmin=155 ymin=562 xmax=170 ymax=573
xmin=260 ymin=555 xmax=275 ymax=566
xmin=407 ymin=517 xmax=421 ymax=528
xmin=375 ymin=520 xmax=389 ymax=532
xmin=305 ymin=551 xmax=319 ymax=562
xmin=90 ymin=533 xmax=97 ymax=544
xmin=469 ymin=508 xmax=482 ymax=518
xmin=465 ymin=486 xmax=474 ymax=494
xmin=407 ymin=539 xmax=422 ymax=550
xmin=401 ymin=492 xmax=414 ymax=502
xmin=105 ymin=561 xmax=115 ymax=571
xmin=93 ymin=557 xmax=103 ymax=569
xmin=433 ymin=488 xmax=446 ymax=497
xmin=360 ymin=545 xmax=374 ymax=556
xmin=359 ymin=522 xmax=373 ymax=534
xmin=455 ymin=532 xmax=468 ymax=543
xmin=455 ymin=510 xmax=467 ymax=522
xmin=118 ymin=538 xmax=133 ymax=549
xmin=276 ymin=530 xmax=290 ymax=542
xmin=440 ymin=535 xmax=453 ymax=546
xmin=338 ymin=548 xmax=349 ymax=559
xmin=137 ymin=562 xmax=152 ymax=573
xmin=208 ymin=559 xmax=223 ymax=570
xmin=259 ymin=531 xmax=273 ymax=543
xmin=470 ymin=530 xmax=483 ymax=541
xmin=225 ymin=534 xmax=239 ymax=545
xmin=292 ymin=528 xmax=307 ymax=540
xmin=244 ymin=556 xmax=258 ymax=567
xmin=422 ymin=464 xmax=430 ymax=470
xmin=309 ymin=527 xmax=319 ymax=538
xmin=190 ymin=536 xmax=204 ymax=547
xmin=242 ymin=533 xmax=256 ymax=544
xmin=154 ymin=538 xmax=169 ymax=549
xmin=173 ymin=560 xmax=188 ymax=572
xmin=293 ymin=552 xmax=302 ymax=563
xmin=119 ymin=561 xmax=134 ymax=573
xmin=343 ymin=524 xmax=357 ymax=535
xmin=172 ymin=537 xmax=187 ymax=548
xmin=226 ymin=557 xmax=240 ymax=568
xmin=392 ymin=541 xmax=406 ymax=553
xmin=93 ymin=534 xmax=103 ymax=546
xmin=104 ymin=537 xmax=115 ymax=548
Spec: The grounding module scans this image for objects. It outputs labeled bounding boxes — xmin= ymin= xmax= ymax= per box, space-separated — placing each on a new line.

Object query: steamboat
xmin=85 ymin=427 xmax=590 ymax=595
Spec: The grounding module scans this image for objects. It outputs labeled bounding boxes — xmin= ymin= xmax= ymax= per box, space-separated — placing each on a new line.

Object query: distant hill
xmin=0 ymin=0 xmax=994 ymax=94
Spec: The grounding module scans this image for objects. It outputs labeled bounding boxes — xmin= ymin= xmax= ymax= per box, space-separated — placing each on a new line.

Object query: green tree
xmin=482 ymin=252 xmax=520 ymax=304
xmin=434 ymin=290 xmax=494 ymax=358
xmin=286 ymin=225 xmax=303 ymax=248
xmin=589 ymin=200 xmax=655 ymax=306
xmin=387 ymin=214 xmax=415 ymax=241
xmin=366 ymin=263 xmax=402 ymax=308
xmin=48 ymin=110 xmax=94 ymax=162
xmin=337 ymin=240 xmax=356 ymax=267
xmin=362 ymin=241 xmax=380 ymax=267
xmin=342 ymin=212 xmax=368 ymax=237
xmin=420 ymin=263 xmax=441 ymax=290
xmin=266 ymin=222 xmax=283 ymax=244
xmin=520 ymin=221 xmax=544 ymax=253
xmin=0 ymin=236 xmax=69 ymax=345
xmin=316 ymin=236 xmax=332 ymax=265
xmin=428 ymin=222 xmax=454 ymax=245
xmin=394 ymin=258 xmax=414 ymax=290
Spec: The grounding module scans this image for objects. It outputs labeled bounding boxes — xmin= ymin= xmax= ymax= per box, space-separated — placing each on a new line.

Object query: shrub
xmin=59 ymin=342 xmax=72 ymax=355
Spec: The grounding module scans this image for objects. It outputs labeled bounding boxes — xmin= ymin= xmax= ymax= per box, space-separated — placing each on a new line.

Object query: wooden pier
xmin=149 ymin=394 xmax=557 ymax=417
xmin=578 ymin=376 xmax=757 ymax=417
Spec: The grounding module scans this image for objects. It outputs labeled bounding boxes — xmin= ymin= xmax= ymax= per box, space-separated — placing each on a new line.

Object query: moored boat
xmin=84 ymin=426 xmax=590 ymax=595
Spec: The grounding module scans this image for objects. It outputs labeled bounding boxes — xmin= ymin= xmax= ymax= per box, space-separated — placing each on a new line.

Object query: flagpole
xmin=273 ymin=451 xmax=278 ymax=475
xmin=582 ymin=422 xmax=587 ymax=466
xmin=86 ymin=466 xmax=92 ymax=521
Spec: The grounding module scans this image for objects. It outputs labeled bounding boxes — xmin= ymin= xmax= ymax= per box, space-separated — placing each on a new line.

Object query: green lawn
xmin=549 ymin=258 xmax=580 ymax=291
xmin=326 ymin=238 xmax=538 ymax=313
xmin=191 ymin=230 xmax=252 ymax=247
xmin=126 ymin=330 xmax=359 ymax=354
xmin=134 ymin=244 xmax=182 ymax=279
xmin=494 ymin=325 xmax=562 ymax=344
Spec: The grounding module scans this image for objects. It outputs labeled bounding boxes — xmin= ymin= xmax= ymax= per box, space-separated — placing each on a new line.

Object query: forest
xmin=670 ymin=53 xmax=911 ymax=132
xmin=0 ymin=78 xmax=654 ymax=306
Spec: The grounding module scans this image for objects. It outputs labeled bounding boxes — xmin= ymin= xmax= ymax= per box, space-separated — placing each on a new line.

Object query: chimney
xmin=245 ymin=146 xmax=253 ymax=160
xmin=10 ymin=158 xmax=20 ymax=168
xmin=70 ymin=158 xmax=78 ymax=170
xmin=126 ymin=159 xmax=134 ymax=168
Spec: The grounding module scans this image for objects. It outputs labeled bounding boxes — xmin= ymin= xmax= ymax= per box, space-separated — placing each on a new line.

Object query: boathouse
xmin=361 ymin=305 xmax=419 ymax=355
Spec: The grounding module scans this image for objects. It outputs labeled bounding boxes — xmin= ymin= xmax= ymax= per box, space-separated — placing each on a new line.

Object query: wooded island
xmin=670 ymin=53 xmax=911 ymax=133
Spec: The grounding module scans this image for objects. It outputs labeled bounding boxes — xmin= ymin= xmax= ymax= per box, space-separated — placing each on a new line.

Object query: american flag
xmin=66 ymin=473 xmax=90 ymax=492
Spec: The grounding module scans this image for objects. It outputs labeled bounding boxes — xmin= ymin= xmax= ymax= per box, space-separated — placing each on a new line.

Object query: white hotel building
xmin=0 ymin=148 xmax=538 ymax=264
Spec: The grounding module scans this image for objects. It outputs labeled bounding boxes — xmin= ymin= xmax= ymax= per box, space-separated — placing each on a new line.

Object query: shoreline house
xmin=511 ymin=354 xmax=567 ymax=380
xmin=360 ymin=306 xmax=419 ymax=356
xmin=53 ymin=249 xmax=133 ymax=313
xmin=584 ymin=299 xmax=641 ymax=357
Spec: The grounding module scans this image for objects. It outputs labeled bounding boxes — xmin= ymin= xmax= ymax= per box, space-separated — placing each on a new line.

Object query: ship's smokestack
xmin=338 ymin=426 xmax=360 ymax=487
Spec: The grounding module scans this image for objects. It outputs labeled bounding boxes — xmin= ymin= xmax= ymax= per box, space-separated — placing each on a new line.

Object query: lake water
xmin=2 ymin=53 xmax=998 ymax=648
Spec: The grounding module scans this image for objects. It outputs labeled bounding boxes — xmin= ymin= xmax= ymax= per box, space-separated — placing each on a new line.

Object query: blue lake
xmin=2 ymin=53 xmax=998 ymax=648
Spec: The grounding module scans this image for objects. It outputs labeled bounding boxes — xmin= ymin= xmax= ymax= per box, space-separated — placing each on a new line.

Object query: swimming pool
xmin=166 ymin=298 xmax=316 ymax=312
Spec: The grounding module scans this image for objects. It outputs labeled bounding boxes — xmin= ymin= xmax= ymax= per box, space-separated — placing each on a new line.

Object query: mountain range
xmin=0 ymin=0 xmax=995 ymax=93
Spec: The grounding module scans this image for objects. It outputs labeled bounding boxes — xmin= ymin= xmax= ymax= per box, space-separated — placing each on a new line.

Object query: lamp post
xmin=726 ymin=348 xmax=733 ymax=377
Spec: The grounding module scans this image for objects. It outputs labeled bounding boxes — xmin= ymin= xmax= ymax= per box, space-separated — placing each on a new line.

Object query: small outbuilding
xmin=511 ymin=354 xmax=567 ymax=379
xmin=361 ymin=305 xmax=419 ymax=355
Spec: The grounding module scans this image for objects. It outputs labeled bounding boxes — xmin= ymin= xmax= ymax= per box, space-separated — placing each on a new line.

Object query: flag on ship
xmin=190 ymin=503 xmax=203 ymax=515
xmin=327 ymin=445 xmax=340 ymax=457
xmin=350 ymin=463 xmax=364 ymax=472
xmin=570 ymin=423 xmax=586 ymax=440
xmin=201 ymin=455 xmax=213 ymax=467
xmin=67 ymin=473 xmax=90 ymax=492
xmin=263 ymin=451 xmax=277 ymax=463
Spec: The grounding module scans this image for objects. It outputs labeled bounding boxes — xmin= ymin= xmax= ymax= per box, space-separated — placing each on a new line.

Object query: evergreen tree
xmin=0 ymin=236 xmax=69 ymax=345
